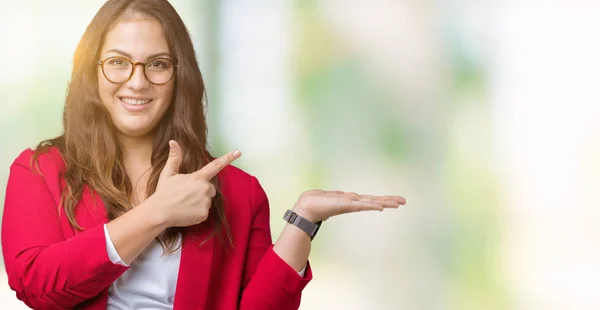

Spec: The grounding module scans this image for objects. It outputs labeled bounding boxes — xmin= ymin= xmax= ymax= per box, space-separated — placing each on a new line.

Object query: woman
xmin=1 ymin=0 xmax=406 ymax=309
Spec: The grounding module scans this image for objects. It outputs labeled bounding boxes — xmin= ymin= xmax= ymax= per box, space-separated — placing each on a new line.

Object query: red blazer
xmin=1 ymin=147 xmax=312 ymax=310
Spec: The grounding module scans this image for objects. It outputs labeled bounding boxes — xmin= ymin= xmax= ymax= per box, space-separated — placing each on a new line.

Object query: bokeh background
xmin=1 ymin=0 xmax=600 ymax=309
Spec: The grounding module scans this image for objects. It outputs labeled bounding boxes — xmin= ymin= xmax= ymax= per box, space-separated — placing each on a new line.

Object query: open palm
xmin=292 ymin=189 xmax=406 ymax=222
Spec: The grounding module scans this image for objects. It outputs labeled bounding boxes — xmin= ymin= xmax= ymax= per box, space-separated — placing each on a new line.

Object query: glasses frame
xmin=96 ymin=56 xmax=178 ymax=85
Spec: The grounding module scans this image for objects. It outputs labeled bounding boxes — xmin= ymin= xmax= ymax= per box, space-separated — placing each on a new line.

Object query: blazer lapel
xmin=77 ymin=185 xmax=218 ymax=309
xmin=75 ymin=185 xmax=110 ymax=231
xmin=173 ymin=219 xmax=216 ymax=309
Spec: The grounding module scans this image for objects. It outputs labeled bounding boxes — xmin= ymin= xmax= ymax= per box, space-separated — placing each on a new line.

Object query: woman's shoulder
xmin=218 ymin=165 xmax=270 ymax=220
xmin=219 ymin=164 xmax=253 ymax=183
xmin=11 ymin=146 xmax=65 ymax=174
xmin=218 ymin=164 xmax=266 ymax=198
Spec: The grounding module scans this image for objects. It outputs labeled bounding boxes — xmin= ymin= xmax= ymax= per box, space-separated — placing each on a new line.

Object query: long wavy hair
xmin=33 ymin=0 xmax=231 ymax=252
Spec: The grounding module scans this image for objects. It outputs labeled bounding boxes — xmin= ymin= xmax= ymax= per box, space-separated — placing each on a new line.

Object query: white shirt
xmin=104 ymin=225 xmax=181 ymax=310
xmin=103 ymin=224 xmax=306 ymax=309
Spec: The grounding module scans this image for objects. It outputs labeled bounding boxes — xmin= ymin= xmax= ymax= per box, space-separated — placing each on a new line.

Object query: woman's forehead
xmin=101 ymin=19 xmax=169 ymax=60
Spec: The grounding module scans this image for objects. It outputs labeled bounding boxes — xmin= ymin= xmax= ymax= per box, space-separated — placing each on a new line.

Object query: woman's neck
xmin=119 ymin=134 xmax=154 ymax=205
xmin=120 ymin=135 xmax=153 ymax=167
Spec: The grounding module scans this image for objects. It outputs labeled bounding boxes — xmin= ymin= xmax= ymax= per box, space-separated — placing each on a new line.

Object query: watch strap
xmin=282 ymin=209 xmax=322 ymax=240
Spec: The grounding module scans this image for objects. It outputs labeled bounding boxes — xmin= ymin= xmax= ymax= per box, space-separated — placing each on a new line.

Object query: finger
xmin=159 ymin=140 xmax=183 ymax=179
xmin=302 ymin=189 xmax=326 ymax=197
xmin=357 ymin=196 xmax=389 ymax=207
xmin=208 ymin=184 xmax=217 ymax=198
xmin=339 ymin=200 xmax=384 ymax=214
xmin=361 ymin=195 xmax=406 ymax=207
xmin=384 ymin=195 xmax=406 ymax=205
xmin=355 ymin=197 xmax=389 ymax=209
xmin=193 ymin=149 xmax=241 ymax=180
xmin=334 ymin=194 xmax=381 ymax=214
xmin=371 ymin=199 xmax=400 ymax=208
xmin=324 ymin=190 xmax=345 ymax=196
xmin=360 ymin=195 xmax=404 ymax=208
xmin=342 ymin=192 xmax=360 ymax=200
xmin=199 ymin=182 xmax=217 ymax=198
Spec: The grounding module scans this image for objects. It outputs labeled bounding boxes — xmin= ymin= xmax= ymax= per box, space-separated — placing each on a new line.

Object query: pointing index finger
xmin=194 ymin=150 xmax=241 ymax=180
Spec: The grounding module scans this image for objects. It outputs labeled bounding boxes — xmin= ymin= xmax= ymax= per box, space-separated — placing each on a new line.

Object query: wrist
xmin=291 ymin=205 xmax=317 ymax=223
xmin=140 ymin=195 xmax=171 ymax=230
xmin=284 ymin=208 xmax=323 ymax=241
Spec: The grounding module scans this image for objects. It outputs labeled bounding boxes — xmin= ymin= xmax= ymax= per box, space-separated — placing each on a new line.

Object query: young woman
xmin=1 ymin=0 xmax=406 ymax=309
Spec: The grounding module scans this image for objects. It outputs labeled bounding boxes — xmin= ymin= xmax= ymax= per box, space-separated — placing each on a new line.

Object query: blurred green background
xmin=2 ymin=1 xmax=600 ymax=309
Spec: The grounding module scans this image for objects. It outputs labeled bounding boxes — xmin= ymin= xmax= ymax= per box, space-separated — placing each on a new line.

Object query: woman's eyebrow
xmin=104 ymin=48 xmax=172 ymax=60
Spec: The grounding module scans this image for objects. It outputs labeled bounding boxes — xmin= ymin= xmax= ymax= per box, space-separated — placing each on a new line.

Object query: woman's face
xmin=98 ymin=18 xmax=174 ymax=138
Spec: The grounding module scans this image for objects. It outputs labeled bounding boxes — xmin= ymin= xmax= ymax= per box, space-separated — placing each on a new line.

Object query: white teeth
xmin=121 ymin=97 xmax=151 ymax=105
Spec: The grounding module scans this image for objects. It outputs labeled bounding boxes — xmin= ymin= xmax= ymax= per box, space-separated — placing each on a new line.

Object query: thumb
xmin=160 ymin=140 xmax=183 ymax=179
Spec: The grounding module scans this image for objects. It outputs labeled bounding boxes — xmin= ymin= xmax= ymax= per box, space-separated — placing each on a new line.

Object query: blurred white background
xmin=1 ymin=1 xmax=599 ymax=309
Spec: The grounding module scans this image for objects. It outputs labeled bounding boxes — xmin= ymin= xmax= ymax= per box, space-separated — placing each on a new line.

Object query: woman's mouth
xmin=119 ymin=97 xmax=153 ymax=112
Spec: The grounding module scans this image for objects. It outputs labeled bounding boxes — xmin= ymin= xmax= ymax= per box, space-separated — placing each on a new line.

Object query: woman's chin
xmin=115 ymin=124 xmax=155 ymax=138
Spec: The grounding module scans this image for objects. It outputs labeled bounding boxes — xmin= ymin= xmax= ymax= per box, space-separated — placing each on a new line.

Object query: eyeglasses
xmin=97 ymin=56 xmax=177 ymax=85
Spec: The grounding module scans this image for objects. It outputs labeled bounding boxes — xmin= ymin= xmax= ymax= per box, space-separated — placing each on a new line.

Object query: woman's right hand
xmin=150 ymin=140 xmax=241 ymax=227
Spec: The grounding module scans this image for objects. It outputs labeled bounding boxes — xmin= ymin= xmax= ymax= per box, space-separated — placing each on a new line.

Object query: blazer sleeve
xmin=239 ymin=176 xmax=312 ymax=310
xmin=1 ymin=150 xmax=128 ymax=309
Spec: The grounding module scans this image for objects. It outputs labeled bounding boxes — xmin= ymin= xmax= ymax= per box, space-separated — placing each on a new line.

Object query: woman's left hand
xmin=292 ymin=190 xmax=406 ymax=223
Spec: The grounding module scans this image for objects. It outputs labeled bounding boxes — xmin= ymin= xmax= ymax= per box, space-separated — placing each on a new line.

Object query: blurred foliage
xmin=0 ymin=1 xmax=508 ymax=309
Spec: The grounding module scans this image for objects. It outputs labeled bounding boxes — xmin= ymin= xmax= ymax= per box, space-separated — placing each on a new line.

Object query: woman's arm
xmin=272 ymin=190 xmax=405 ymax=270
xmin=239 ymin=179 xmax=405 ymax=309
xmin=1 ymin=152 xmax=129 ymax=309
xmin=272 ymin=223 xmax=311 ymax=271
xmin=106 ymin=140 xmax=240 ymax=265
xmin=239 ymin=177 xmax=311 ymax=310
xmin=2 ymin=143 xmax=238 ymax=309
xmin=104 ymin=197 xmax=169 ymax=265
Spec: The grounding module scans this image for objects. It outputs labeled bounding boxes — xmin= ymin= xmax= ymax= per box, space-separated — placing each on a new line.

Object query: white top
xmin=104 ymin=224 xmax=181 ymax=309
xmin=103 ymin=224 xmax=305 ymax=309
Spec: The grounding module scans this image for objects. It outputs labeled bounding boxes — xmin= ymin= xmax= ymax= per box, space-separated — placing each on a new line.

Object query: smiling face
xmin=97 ymin=18 xmax=175 ymax=138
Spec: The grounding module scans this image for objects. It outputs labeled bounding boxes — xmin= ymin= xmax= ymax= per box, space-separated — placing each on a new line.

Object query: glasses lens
xmin=145 ymin=58 xmax=175 ymax=84
xmin=102 ymin=57 xmax=132 ymax=83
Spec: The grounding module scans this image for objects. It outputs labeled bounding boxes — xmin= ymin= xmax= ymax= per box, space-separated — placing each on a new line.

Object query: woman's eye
xmin=108 ymin=59 xmax=127 ymax=66
xmin=149 ymin=60 xmax=170 ymax=69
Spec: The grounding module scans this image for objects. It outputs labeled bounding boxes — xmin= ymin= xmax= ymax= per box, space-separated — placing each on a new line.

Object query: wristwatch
xmin=282 ymin=210 xmax=322 ymax=240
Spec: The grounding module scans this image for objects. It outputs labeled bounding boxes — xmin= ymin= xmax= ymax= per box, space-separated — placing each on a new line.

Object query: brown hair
xmin=34 ymin=0 xmax=231 ymax=252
